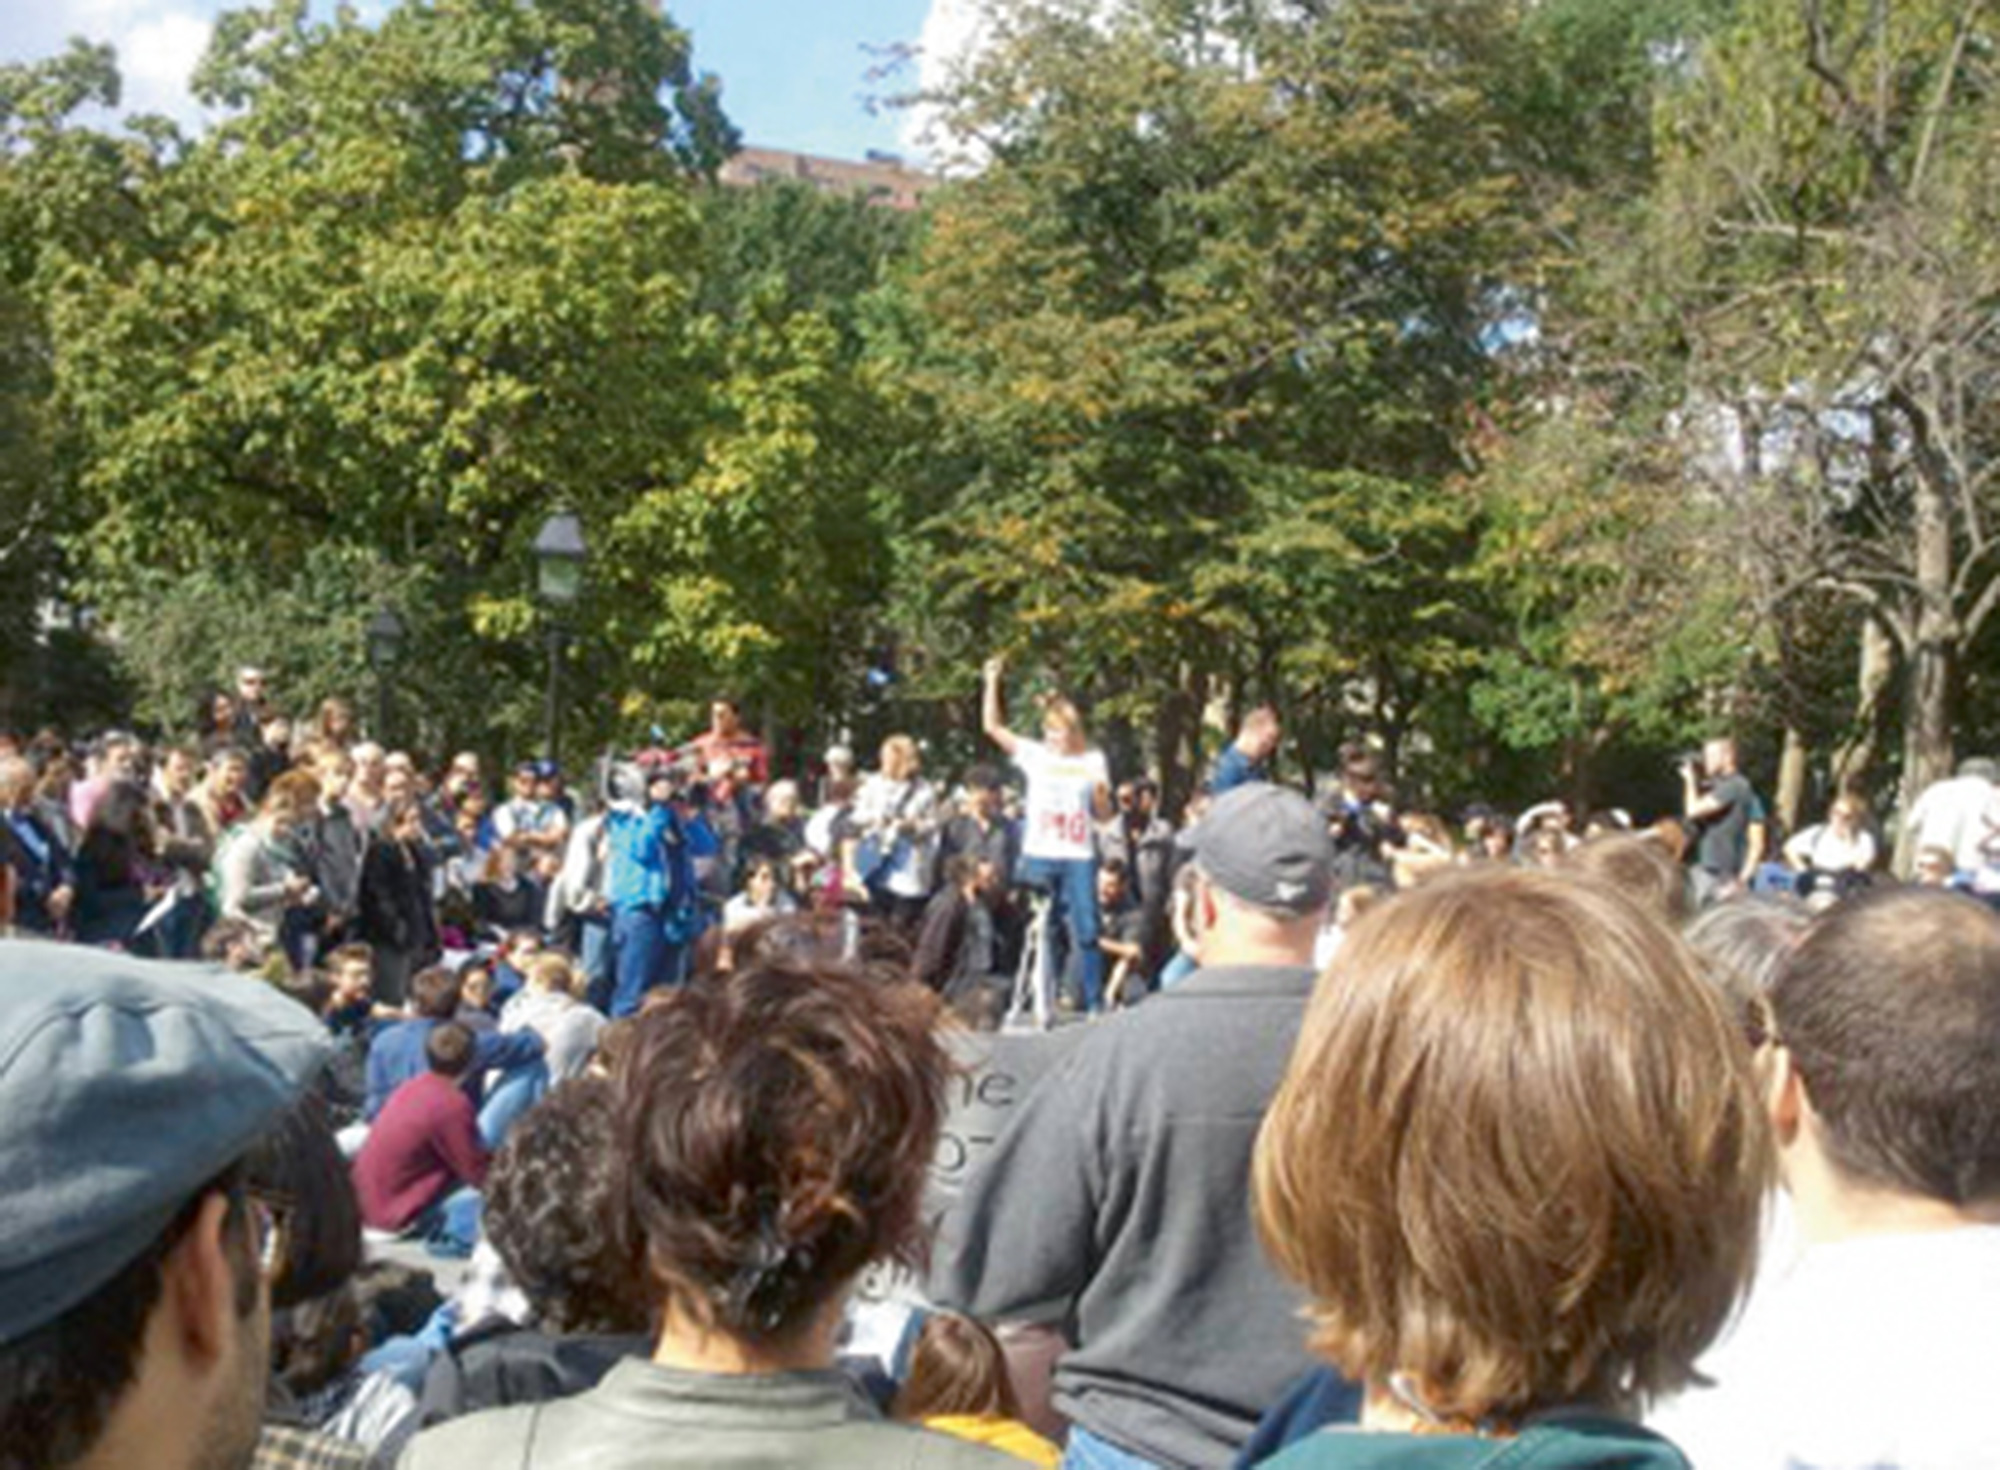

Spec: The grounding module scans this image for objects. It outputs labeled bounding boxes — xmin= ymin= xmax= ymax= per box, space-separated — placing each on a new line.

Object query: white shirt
xmin=1651 ymin=1226 xmax=2000 ymax=1469
xmin=852 ymin=774 xmax=940 ymax=898
xmin=1910 ymin=775 xmax=1996 ymax=872
xmin=1783 ymin=823 xmax=1876 ymax=873
xmin=1013 ymin=738 xmax=1110 ymax=862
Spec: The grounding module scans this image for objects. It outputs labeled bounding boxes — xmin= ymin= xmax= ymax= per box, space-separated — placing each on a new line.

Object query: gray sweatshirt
xmin=929 ymin=964 xmax=1320 ymax=1470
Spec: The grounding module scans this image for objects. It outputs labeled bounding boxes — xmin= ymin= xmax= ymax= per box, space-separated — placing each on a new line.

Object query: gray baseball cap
xmin=1179 ymin=782 xmax=1335 ymax=917
xmin=0 ymin=942 xmax=329 ymax=1343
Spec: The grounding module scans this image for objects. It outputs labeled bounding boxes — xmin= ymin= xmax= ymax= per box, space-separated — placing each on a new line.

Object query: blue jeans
xmin=579 ymin=912 xmax=614 ymax=1011
xmin=1157 ymin=949 xmax=1198 ymax=990
xmin=611 ymin=905 xmax=685 ymax=1018
xmin=478 ymin=1058 xmax=548 ymax=1151
xmin=1062 ymin=1427 xmax=1165 ymax=1470
xmin=415 ymin=1185 xmax=482 ymax=1259
xmin=1022 ymin=855 xmax=1103 ymax=1012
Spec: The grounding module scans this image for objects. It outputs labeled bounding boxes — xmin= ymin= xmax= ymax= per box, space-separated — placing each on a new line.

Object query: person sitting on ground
xmin=473 ymin=844 xmax=545 ymax=945
xmin=894 ymin=1311 xmax=1060 ymax=1467
xmin=270 ymin=1283 xmax=420 ymax=1464
xmin=363 ymin=966 xmax=545 ymax=1149
xmin=352 ymin=1022 xmax=489 ymax=1258
xmin=487 ymin=928 xmax=543 ymax=1010
xmin=498 ymin=951 xmax=606 ymax=1082
xmin=1650 ymin=887 xmax=2000 ymax=1469
xmin=453 ymin=958 xmax=499 ymax=1036
xmin=1096 ymin=857 xmax=1149 ymax=1004
xmin=913 ymin=853 xmax=1007 ymax=1005
xmin=722 ymin=855 xmax=799 ymax=934
xmin=1780 ymin=792 xmax=1876 ymax=903
xmin=403 ymin=944 xmax=1011 ymax=1470
xmin=1250 ymin=866 xmax=1768 ymax=1469
xmin=416 ymin=1078 xmax=653 ymax=1428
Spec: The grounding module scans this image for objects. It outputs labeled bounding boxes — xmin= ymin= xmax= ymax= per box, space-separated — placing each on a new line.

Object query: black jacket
xmin=357 ymin=839 xmax=436 ymax=956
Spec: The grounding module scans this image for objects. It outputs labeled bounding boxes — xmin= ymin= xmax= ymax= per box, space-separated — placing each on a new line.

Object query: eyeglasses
xmin=245 ymin=1194 xmax=287 ymax=1278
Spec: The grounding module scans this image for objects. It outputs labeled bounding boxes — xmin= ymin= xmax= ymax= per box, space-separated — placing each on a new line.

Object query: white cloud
xmin=899 ymin=0 xmax=990 ymax=165
xmin=118 ymin=8 xmax=213 ymax=125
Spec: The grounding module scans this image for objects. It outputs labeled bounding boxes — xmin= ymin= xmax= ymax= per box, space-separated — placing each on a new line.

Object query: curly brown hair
xmin=486 ymin=1079 xmax=650 ymax=1336
xmin=617 ymin=948 xmax=953 ymax=1346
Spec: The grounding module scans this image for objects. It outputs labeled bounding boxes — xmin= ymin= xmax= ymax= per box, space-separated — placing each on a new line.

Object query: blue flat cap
xmin=0 ymin=942 xmax=329 ymax=1343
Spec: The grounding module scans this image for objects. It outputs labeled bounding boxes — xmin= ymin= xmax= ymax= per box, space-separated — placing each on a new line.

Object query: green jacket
xmin=1258 ymin=1418 xmax=1689 ymax=1470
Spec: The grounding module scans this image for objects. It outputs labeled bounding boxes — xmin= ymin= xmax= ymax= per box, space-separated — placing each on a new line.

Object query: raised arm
xmin=982 ymin=656 xmax=1020 ymax=757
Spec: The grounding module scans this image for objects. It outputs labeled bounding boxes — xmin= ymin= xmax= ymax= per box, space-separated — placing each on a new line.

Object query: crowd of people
xmin=5 ymin=657 xmax=2000 ymax=1470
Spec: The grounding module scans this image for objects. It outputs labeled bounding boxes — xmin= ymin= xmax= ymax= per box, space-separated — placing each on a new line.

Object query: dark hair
xmin=617 ymin=954 xmax=954 ymax=1346
xmin=486 ymin=1080 xmax=650 ymax=1336
xmin=0 ymin=1163 xmax=258 ymax=1470
xmin=1771 ymin=887 xmax=2000 ymax=1205
xmin=242 ymin=1094 xmax=362 ymax=1310
xmin=893 ymin=1311 xmax=1022 ymax=1421
xmin=271 ymin=1286 xmax=362 ymax=1398
xmin=79 ymin=781 xmax=156 ymax=888
xmin=1565 ymin=836 xmax=1690 ymax=927
xmin=412 ymin=966 xmax=463 ymax=1020
xmin=426 ymin=1022 xmax=476 ymax=1077
xmin=963 ymin=764 xmax=1003 ymax=793
xmin=1100 ymin=857 xmax=1129 ymax=884
xmin=199 ymin=917 xmax=268 ymax=970
xmin=943 ymin=853 xmax=983 ymax=889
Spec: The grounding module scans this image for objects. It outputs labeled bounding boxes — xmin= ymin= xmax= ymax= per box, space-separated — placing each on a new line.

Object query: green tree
xmin=894 ymin=0 xmax=1539 ymax=803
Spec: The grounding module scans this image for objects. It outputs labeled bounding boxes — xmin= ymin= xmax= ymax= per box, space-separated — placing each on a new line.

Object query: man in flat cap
xmin=931 ymin=783 xmax=1342 ymax=1470
xmin=0 ymin=941 xmax=330 ymax=1470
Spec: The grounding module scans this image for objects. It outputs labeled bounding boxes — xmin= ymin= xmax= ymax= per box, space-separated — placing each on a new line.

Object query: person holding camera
xmin=1682 ymin=737 xmax=1762 ymax=898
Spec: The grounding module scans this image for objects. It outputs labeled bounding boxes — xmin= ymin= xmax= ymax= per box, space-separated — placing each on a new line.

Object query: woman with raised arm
xmin=981 ymin=654 xmax=1112 ymax=1013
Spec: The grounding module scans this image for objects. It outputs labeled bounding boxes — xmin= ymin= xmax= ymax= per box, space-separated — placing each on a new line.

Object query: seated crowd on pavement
xmin=6 ymin=653 xmax=2000 ymax=1470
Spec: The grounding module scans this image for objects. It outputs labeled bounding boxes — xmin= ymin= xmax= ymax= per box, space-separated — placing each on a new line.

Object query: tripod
xmin=1004 ymin=887 xmax=1057 ymax=1032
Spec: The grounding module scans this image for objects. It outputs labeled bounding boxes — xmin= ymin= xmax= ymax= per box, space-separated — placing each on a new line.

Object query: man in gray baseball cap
xmin=0 ymin=941 xmax=330 ymax=1470
xmin=934 ymin=782 xmax=1340 ymax=1470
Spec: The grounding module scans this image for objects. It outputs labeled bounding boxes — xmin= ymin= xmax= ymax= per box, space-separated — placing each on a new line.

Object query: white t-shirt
xmin=1911 ymin=775 xmax=1996 ymax=873
xmin=1650 ymin=1225 xmax=2000 ymax=1469
xmin=1013 ymin=738 xmax=1110 ymax=862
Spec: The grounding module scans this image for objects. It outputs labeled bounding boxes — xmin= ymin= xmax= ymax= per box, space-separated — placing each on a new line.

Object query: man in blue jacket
xmin=604 ymin=761 xmax=693 ymax=1018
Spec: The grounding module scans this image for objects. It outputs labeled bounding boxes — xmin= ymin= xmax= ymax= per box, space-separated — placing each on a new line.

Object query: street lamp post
xmin=533 ymin=512 xmax=586 ymax=766
xmin=365 ymin=605 xmax=406 ymax=745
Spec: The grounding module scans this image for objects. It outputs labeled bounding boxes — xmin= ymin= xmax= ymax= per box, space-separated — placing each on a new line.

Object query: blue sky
xmin=0 ymin=0 xmax=965 ymax=160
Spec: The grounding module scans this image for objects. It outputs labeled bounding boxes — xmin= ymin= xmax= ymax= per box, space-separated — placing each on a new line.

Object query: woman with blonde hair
xmin=853 ymin=733 xmax=942 ymax=931
xmin=1251 ymin=866 xmax=1770 ymax=1468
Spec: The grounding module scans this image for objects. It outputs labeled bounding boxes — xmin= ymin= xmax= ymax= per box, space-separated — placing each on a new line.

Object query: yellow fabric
xmin=922 ymin=1415 xmax=1062 ymax=1467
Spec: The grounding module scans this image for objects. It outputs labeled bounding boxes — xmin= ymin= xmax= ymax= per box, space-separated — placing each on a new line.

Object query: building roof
xmin=718 ymin=146 xmax=932 ymax=210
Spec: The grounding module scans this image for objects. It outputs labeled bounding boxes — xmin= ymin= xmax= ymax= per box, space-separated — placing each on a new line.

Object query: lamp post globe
xmin=533 ymin=512 xmax=587 ymax=764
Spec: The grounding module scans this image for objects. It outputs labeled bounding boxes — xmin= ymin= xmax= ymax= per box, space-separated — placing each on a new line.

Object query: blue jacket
xmin=1209 ymin=744 xmax=1268 ymax=796
xmin=363 ymin=1018 xmax=544 ymax=1121
xmin=604 ymin=803 xmax=686 ymax=914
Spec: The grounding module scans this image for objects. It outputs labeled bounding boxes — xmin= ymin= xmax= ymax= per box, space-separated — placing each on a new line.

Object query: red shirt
xmin=351 ymin=1071 xmax=488 ymax=1232
xmin=689 ymin=730 xmax=769 ymax=789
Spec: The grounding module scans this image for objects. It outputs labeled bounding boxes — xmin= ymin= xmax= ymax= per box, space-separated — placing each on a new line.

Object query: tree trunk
xmin=1830 ymin=613 xmax=1894 ymax=796
xmin=1903 ymin=470 xmax=1956 ymax=823
xmin=1775 ymin=724 xmax=1809 ymax=835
